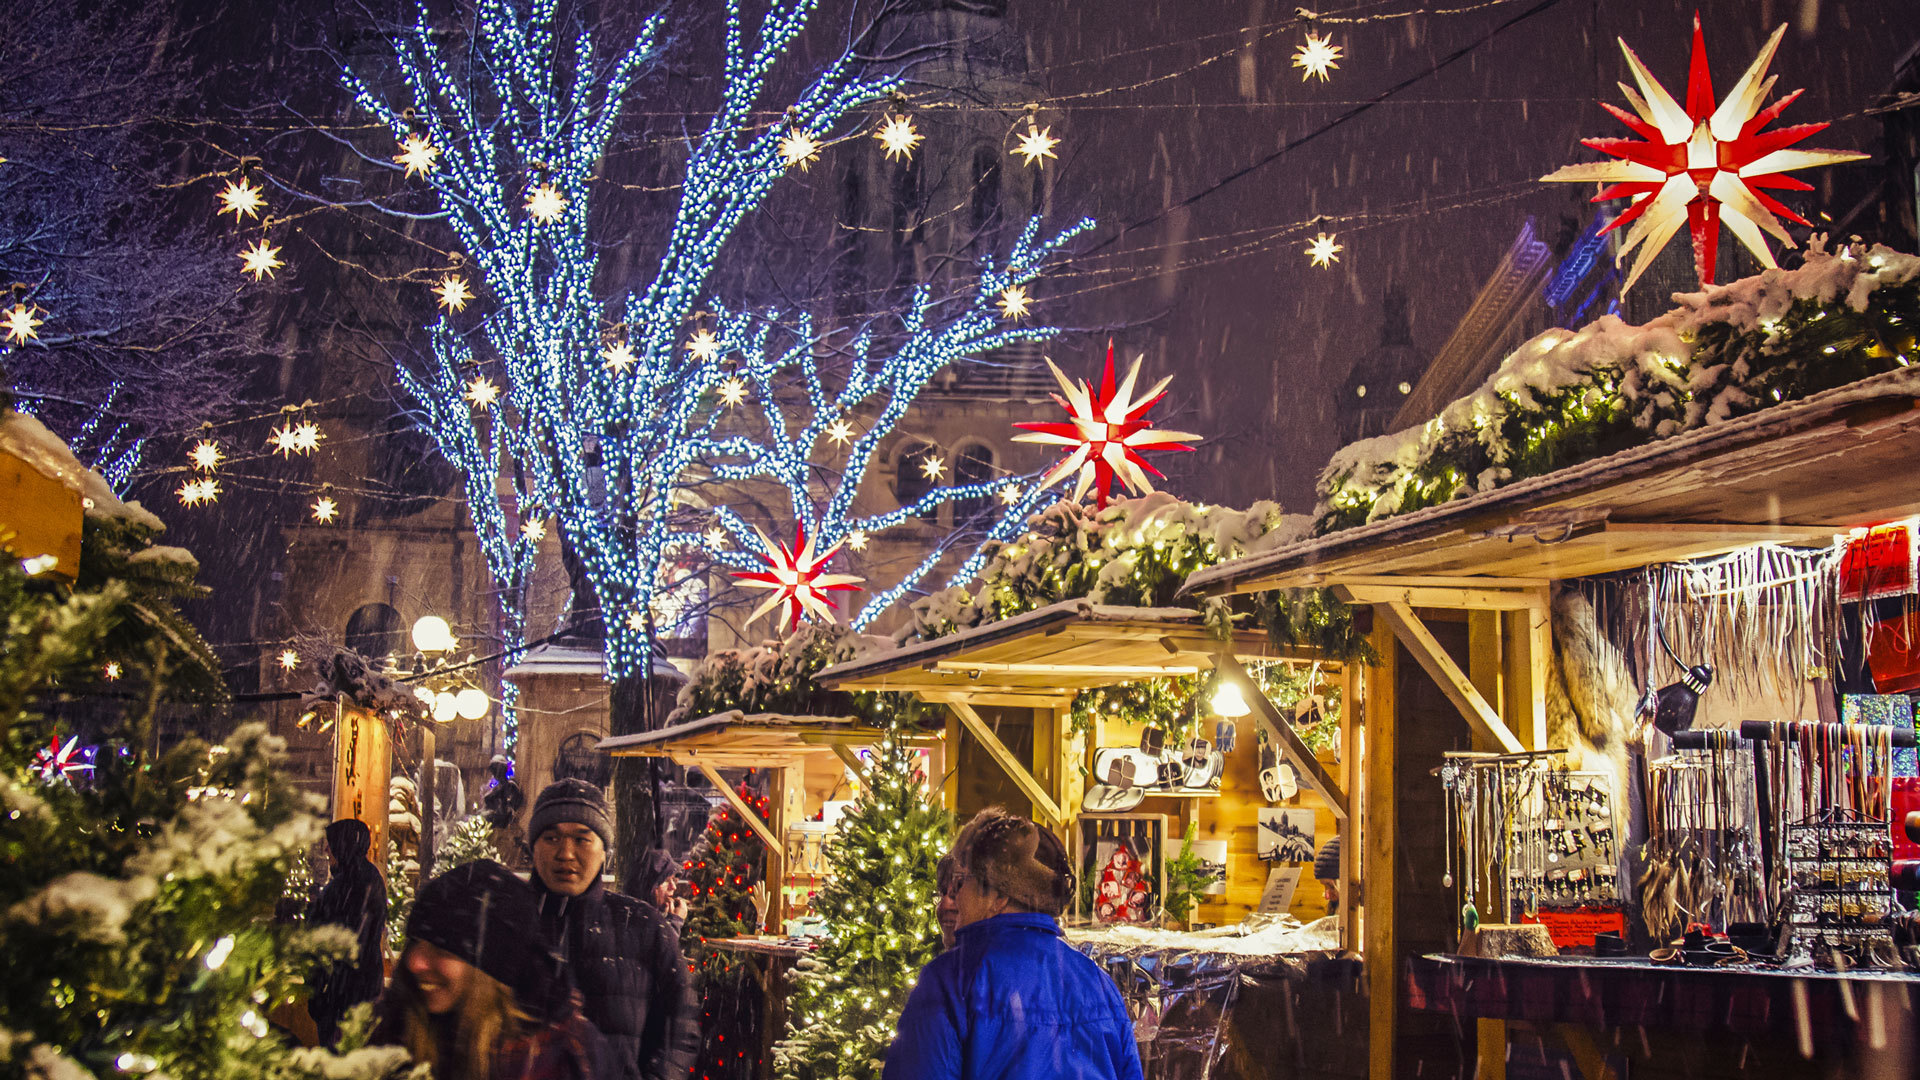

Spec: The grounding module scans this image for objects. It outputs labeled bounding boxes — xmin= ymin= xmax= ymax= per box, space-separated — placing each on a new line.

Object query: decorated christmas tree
xmin=775 ymin=731 xmax=947 ymax=1080
xmin=0 ymin=410 xmax=406 ymax=1080
xmin=682 ymin=779 xmax=771 ymax=1080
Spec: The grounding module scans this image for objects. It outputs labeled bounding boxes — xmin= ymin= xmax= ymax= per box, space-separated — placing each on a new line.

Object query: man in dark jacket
xmin=529 ymin=779 xmax=697 ymax=1080
xmin=307 ymin=818 xmax=387 ymax=1046
xmin=884 ymin=808 xmax=1143 ymax=1080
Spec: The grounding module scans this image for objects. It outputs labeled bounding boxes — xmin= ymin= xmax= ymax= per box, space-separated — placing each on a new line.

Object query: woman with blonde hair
xmin=372 ymin=860 xmax=604 ymax=1080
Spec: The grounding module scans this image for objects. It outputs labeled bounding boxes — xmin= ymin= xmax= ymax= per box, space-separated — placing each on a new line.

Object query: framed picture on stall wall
xmin=1075 ymin=813 xmax=1166 ymax=927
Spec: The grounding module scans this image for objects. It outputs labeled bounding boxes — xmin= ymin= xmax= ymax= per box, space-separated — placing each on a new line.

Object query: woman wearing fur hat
xmin=883 ymin=808 xmax=1143 ymax=1080
xmin=371 ymin=860 xmax=604 ymax=1080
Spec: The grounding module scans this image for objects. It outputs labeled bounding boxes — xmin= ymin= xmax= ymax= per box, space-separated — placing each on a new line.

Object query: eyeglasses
xmin=941 ymin=872 xmax=971 ymax=899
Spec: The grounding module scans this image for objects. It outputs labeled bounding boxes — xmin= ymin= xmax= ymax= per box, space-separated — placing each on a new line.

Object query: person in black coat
xmin=308 ymin=818 xmax=389 ymax=1046
xmin=528 ymin=780 xmax=697 ymax=1080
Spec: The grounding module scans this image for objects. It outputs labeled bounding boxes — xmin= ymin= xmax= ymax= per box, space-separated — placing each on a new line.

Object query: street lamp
xmin=405 ymin=613 xmax=491 ymax=877
xmin=412 ymin=615 xmax=456 ymax=654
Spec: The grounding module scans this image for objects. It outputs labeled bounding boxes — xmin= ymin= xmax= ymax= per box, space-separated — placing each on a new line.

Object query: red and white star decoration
xmin=1541 ymin=16 xmax=1866 ymax=292
xmin=31 ymin=735 xmax=95 ymax=782
xmin=1013 ymin=341 xmax=1200 ymax=508
xmin=731 ymin=522 xmax=864 ymax=631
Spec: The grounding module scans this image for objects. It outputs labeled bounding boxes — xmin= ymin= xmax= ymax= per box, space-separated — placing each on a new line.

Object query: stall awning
xmin=1180 ymin=369 xmax=1920 ymax=597
xmin=815 ymin=597 xmax=1324 ymax=701
xmin=597 ymin=710 xmax=891 ymax=768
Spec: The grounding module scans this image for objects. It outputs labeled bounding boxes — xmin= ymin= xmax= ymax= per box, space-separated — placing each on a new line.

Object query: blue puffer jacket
xmin=883 ymin=912 xmax=1144 ymax=1080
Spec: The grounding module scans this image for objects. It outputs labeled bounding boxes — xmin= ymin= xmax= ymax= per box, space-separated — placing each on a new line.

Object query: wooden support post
xmin=1364 ymin=616 xmax=1398 ymax=1080
xmin=830 ymin=742 xmax=869 ymax=787
xmin=1215 ymin=656 xmax=1348 ymax=819
xmin=1525 ymin=599 xmax=1551 ymax=750
xmin=934 ymin=696 xmax=1065 ymax=825
xmin=1466 ymin=613 xmax=1510 ymax=1075
xmin=1338 ymin=663 xmax=1359 ymax=954
xmin=941 ymin=709 xmax=960 ymax=813
xmin=1375 ymin=601 xmax=1524 ymax=754
xmin=771 ymin=764 xmax=800 ymax=935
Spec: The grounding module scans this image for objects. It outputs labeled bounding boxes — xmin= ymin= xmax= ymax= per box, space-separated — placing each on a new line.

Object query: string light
xmin=311 ymin=495 xmax=339 ymax=523
xmin=3 ymin=303 xmax=43 ymax=344
xmin=237 ymin=239 xmax=283 ymax=280
xmin=523 ymin=183 xmax=567 ymax=223
xmin=434 ymin=275 xmax=474 ymax=311
xmin=216 ymin=178 xmax=265 ymax=219
xmin=1305 ymin=232 xmax=1342 ymax=268
xmin=997 ymin=285 xmax=1031 ymax=320
xmin=873 ymin=114 xmax=922 ymax=161
xmin=394 ymin=133 xmax=441 ymax=178
xmin=1292 ymin=31 xmax=1343 ymax=81
xmin=1013 ymin=123 xmax=1059 ymax=167
xmin=188 ymin=439 xmax=224 ymax=471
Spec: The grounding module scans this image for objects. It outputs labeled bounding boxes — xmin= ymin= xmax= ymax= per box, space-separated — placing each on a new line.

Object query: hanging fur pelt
xmin=1547 ymin=586 xmax=1637 ymax=783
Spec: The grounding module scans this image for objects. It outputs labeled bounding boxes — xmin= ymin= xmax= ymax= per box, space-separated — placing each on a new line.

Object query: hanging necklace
xmin=1441 ymin=763 xmax=1456 ymax=889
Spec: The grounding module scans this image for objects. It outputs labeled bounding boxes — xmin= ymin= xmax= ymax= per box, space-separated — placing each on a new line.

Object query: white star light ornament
xmin=521 ymin=519 xmax=548 ymax=541
xmin=718 ymin=377 xmax=747 ymax=407
xmin=395 ymin=133 xmax=440 ymax=178
xmin=685 ymin=329 xmax=721 ymax=362
xmin=1292 ymin=32 xmax=1343 ymax=82
xmin=874 ymin=115 xmax=923 ymax=161
xmin=268 ymin=420 xmax=324 ymax=457
xmin=278 ymin=649 xmax=301 ymax=671
xmin=1000 ymin=484 xmax=1022 ymax=505
xmin=188 ymin=439 xmax=224 ymax=472
xmin=464 ymin=376 xmax=501 ymax=407
xmin=434 ymin=275 xmax=474 ymax=312
xmin=524 ymin=183 xmax=568 ymax=223
xmin=601 ymin=341 xmax=637 ymax=372
xmin=1014 ymin=124 xmax=1059 ymax=168
xmin=238 ymin=239 xmax=283 ymax=280
xmin=847 ymin=529 xmax=870 ymax=551
xmin=778 ymin=129 xmax=822 ymax=171
xmin=311 ymin=496 xmax=339 ymax=523
xmin=732 ymin=523 xmax=864 ymax=631
xmin=3 ymin=303 xmax=43 ymax=344
xmin=826 ymin=418 xmax=855 ymax=446
xmin=217 ymin=178 xmax=265 ymax=219
xmin=1305 ymin=232 xmax=1343 ymax=268
xmin=919 ymin=454 xmax=945 ymax=480
xmin=177 ymin=477 xmax=220 ymax=506
xmin=998 ymin=285 xmax=1032 ymax=320
xmin=1013 ymin=340 xmax=1202 ymax=508
xmin=1541 ymin=17 xmax=1868 ymax=294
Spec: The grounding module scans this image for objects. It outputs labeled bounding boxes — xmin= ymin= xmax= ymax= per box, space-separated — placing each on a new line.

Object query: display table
xmin=706 ymin=935 xmax=813 ymax=960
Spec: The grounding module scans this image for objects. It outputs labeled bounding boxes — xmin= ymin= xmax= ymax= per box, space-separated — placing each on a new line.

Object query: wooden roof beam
xmin=1333 ymin=582 xmax=1548 ymax=612
xmin=1374 ymin=600 xmax=1525 ymax=754
xmin=930 ymin=660 xmax=1206 ymax=677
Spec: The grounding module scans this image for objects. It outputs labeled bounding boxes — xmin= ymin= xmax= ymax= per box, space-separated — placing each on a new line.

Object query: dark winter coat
xmin=534 ymin=875 xmax=697 ymax=1080
xmin=883 ymin=911 xmax=1143 ymax=1080
xmin=308 ymin=818 xmax=388 ymax=1045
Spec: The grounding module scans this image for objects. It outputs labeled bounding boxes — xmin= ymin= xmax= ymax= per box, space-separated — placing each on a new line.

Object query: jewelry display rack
xmin=1782 ymin=807 xmax=1896 ymax=968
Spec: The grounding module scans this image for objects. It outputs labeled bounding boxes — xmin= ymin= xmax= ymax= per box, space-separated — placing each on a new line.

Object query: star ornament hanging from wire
xmin=394 ymin=133 xmax=440 ymax=178
xmin=1013 ymin=341 xmax=1201 ymax=509
xmin=3 ymin=303 xmax=43 ymax=344
xmin=732 ymin=523 xmax=864 ymax=631
xmin=1305 ymin=232 xmax=1343 ymax=268
xmin=1014 ymin=124 xmax=1059 ymax=168
xmin=1541 ymin=16 xmax=1867 ymax=293
xmin=31 ymin=736 xmax=95 ymax=782
xmin=1292 ymin=31 xmax=1343 ymax=82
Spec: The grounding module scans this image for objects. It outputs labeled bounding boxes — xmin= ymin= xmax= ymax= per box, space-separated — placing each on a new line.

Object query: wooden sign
xmin=331 ymin=703 xmax=393 ymax=871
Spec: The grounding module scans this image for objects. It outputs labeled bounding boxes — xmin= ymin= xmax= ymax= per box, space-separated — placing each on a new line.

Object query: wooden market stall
xmin=1178 ymin=369 xmax=1920 ymax=1079
xmin=816 ymin=597 xmax=1359 ymax=941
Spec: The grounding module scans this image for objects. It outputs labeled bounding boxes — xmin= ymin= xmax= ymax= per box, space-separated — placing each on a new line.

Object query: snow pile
xmin=668 ymin=622 xmax=895 ymax=726
xmin=0 ymin=408 xmax=163 ymax=530
xmin=1066 ymin=913 xmax=1340 ymax=957
xmin=1316 ymin=242 xmax=1920 ymax=531
xmin=301 ymin=648 xmax=426 ymax=718
xmin=910 ymin=492 xmax=1304 ymax=639
xmin=6 ymin=872 xmax=157 ymax=945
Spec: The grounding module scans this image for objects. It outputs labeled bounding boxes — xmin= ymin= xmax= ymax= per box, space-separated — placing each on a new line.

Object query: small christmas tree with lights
xmin=775 ymin=730 xmax=947 ymax=1080
xmin=683 ymin=779 xmax=771 ymax=1080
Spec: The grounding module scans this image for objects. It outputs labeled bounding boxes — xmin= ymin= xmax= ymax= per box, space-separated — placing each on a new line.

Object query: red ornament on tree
xmin=1013 ymin=340 xmax=1200 ymax=509
xmin=1541 ymin=14 xmax=1866 ymax=292
xmin=731 ymin=522 xmax=863 ymax=631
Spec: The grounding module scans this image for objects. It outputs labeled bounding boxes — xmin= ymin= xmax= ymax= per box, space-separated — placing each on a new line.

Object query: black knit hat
xmin=1312 ymin=834 xmax=1341 ymax=882
xmin=529 ymin=778 xmax=613 ymax=849
xmin=406 ymin=860 xmax=564 ymax=1017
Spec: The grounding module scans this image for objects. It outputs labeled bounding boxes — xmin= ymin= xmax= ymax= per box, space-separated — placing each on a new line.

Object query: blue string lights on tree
xmin=345 ymin=0 xmax=1093 ymax=715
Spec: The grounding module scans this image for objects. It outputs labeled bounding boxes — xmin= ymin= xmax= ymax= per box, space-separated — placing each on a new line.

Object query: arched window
xmin=894 ymin=442 xmax=940 ymax=522
xmin=951 ymin=444 xmax=995 ymax=524
xmin=344 ymin=603 xmax=404 ymax=661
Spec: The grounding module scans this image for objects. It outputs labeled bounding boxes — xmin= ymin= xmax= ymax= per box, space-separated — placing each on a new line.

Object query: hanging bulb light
xmin=1209 ymin=677 xmax=1251 ymax=718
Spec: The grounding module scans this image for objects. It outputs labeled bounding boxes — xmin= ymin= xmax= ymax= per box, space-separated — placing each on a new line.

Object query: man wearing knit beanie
xmin=529 ymin=779 xmax=696 ymax=1080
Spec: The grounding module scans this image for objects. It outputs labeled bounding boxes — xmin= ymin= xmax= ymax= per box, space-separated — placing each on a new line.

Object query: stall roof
xmin=816 ymin=597 xmax=1331 ymax=700
xmin=597 ymin=710 xmax=889 ymax=767
xmin=1181 ymin=369 xmax=1920 ymax=597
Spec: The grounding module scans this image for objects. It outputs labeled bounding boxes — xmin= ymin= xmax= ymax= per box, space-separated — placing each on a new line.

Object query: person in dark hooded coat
xmin=624 ymin=849 xmax=687 ymax=930
xmin=308 ymin=818 xmax=389 ymax=1046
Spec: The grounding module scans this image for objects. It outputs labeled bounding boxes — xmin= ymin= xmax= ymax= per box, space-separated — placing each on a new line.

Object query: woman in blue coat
xmin=884 ymin=808 xmax=1144 ymax=1080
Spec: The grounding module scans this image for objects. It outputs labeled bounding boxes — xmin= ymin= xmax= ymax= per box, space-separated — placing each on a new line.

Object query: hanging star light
xmin=625 ymin=609 xmax=647 ymax=632
xmin=997 ymin=285 xmax=1032 ymax=320
xmin=268 ymin=419 xmax=324 ymax=457
xmin=523 ymin=183 xmax=567 ymax=223
xmin=685 ymin=328 xmax=721 ymax=362
xmin=704 ymin=526 xmax=728 ymax=548
xmin=188 ymin=439 xmax=224 ymax=472
xmin=999 ymin=483 xmax=1022 ymax=505
xmin=874 ymin=115 xmax=922 ymax=161
xmin=601 ymin=340 xmax=637 ymax=372
xmin=1541 ymin=16 xmax=1868 ymax=292
xmin=825 ymin=418 xmax=855 ymax=445
xmin=1014 ymin=123 xmax=1059 ymax=167
xmin=103 ymin=661 xmax=122 ymax=681
xmin=311 ymin=496 xmax=339 ymax=523
xmin=918 ymin=454 xmax=945 ymax=480
xmin=238 ymin=239 xmax=283 ymax=280
xmin=30 ymin=736 xmax=94 ymax=782
xmin=216 ymin=178 xmax=265 ymax=219
xmin=3 ymin=303 xmax=43 ymax=344
xmin=1013 ymin=340 xmax=1202 ymax=508
xmin=434 ymin=275 xmax=474 ymax=312
xmin=717 ymin=376 xmax=747 ymax=407
xmin=778 ymin=128 xmax=822 ymax=170
xmin=1305 ymin=232 xmax=1343 ymax=268
xmin=277 ymin=648 xmax=301 ymax=671
xmin=731 ymin=522 xmax=865 ymax=631
xmin=1292 ymin=31 xmax=1344 ymax=82
xmin=521 ymin=518 xmax=547 ymax=541
xmin=395 ymin=133 xmax=441 ymax=178
xmin=464 ymin=376 xmax=500 ymax=407
xmin=847 ymin=529 xmax=869 ymax=551
xmin=177 ymin=477 xmax=220 ymax=506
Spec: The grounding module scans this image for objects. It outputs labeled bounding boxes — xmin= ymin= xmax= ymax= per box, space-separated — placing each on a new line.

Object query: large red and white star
xmin=1012 ymin=341 xmax=1200 ymax=509
xmin=1542 ymin=16 xmax=1866 ymax=292
xmin=731 ymin=522 xmax=864 ymax=631
xmin=31 ymin=736 xmax=94 ymax=782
